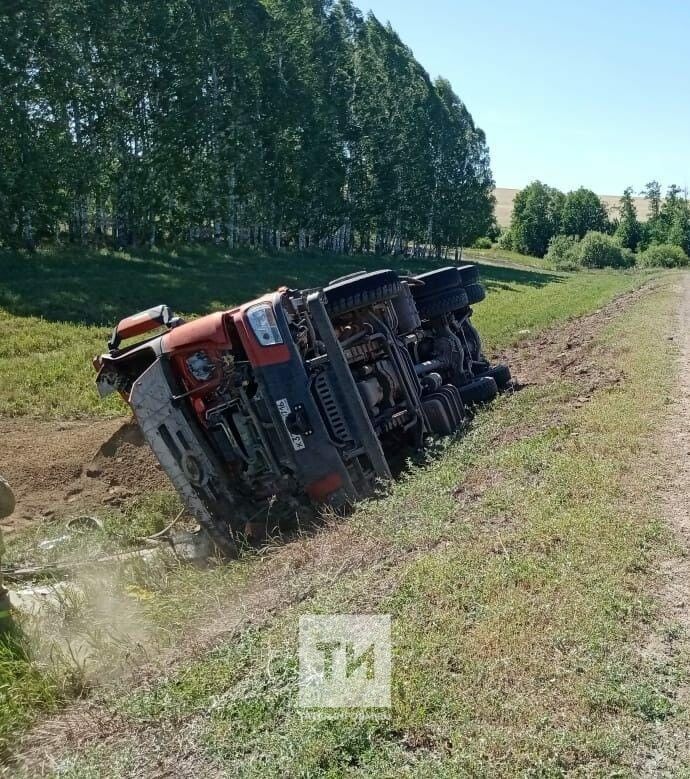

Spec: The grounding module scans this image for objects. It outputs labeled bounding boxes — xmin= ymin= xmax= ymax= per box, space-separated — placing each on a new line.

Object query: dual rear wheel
xmin=322 ymin=266 xmax=511 ymax=419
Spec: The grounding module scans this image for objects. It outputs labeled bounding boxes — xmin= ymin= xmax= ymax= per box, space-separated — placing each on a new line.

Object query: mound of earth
xmin=0 ymin=416 xmax=169 ymax=534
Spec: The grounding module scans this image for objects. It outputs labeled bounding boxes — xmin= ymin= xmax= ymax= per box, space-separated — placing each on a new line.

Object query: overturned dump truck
xmin=95 ymin=266 xmax=511 ymax=554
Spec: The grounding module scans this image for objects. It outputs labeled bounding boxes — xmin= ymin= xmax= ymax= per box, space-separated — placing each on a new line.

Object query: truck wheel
xmin=482 ymin=364 xmax=512 ymax=390
xmin=414 ymin=288 xmax=470 ymax=319
xmin=323 ymin=269 xmax=403 ymax=316
xmin=412 ymin=267 xmax=469 ymax=318
xmin=412 ymin=267 xmax=462 ymax=296
xmin=464 ymin=283 xmax=486 ymax=305
xmin=457 ymin=376 xmax=498 ymax=405
xmin=457 ymin=264 xmax=480 ymax=286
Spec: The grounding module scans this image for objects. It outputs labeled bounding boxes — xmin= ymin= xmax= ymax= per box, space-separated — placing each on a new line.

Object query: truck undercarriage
xmin=95 ymin=266 xmax=511 ymax=554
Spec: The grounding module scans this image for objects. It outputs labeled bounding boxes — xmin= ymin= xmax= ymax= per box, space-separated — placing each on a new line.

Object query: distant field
xmin=494 ymin=186 xmax=651 ymax=227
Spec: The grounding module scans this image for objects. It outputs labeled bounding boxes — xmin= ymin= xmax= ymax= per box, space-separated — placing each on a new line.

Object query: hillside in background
xmin=494 ymin=187 xmax=650 ymax=227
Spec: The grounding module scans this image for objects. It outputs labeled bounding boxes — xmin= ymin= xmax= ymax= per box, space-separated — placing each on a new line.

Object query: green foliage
xmin=643 ymin=181 xmax=662 ymax=221
xmin=472 ymin=236 xmax=493 ymax=249
xmin=486 ymin=222 xmax=501 ymax=241
xmin=615 ymin=188 xmax=643 ymax=250
xmin=667 ymin=200 xmax=690 ymax=255
xmin=497 ymin=228 xmax=513 ymax=250
xmin=560 ymin=188 xmax=609 ymax=238
xmin=0 ymin=2 xmax=494 ymax=253
xmin=641 ymin=183 xmax=690 ymax=254
xmin=0 ymin=634 xmax=63 ymax=758
xmin=638 ymin=244 xmax=689 ymax=268
xmin=507 ymin=181 xmax=565 ymax=257
xmin=507 ymin=180 xmax=690 ymax=263
xmin=545 ymin=234 xmax=581 ymax=270
xmin=579 ymin=231 xmax=631 ymax=269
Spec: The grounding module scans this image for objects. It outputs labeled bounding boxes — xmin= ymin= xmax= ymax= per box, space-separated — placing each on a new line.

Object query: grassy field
xmin=464 ymin=246 xmax=554 ymax=270
xmin=0 ymin=245 xmax=654 ymax=418
xmin=4 ymin=272 xmax=682 ymax=775
xmin=0 ymin=244 xmax=679 ymax=772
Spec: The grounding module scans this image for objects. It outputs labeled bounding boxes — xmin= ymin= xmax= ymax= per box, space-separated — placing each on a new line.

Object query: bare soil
xmin=492 ymin=282 xmax=658 ymax=392
xmin=0 ymin=416 xmax=168 ymax=535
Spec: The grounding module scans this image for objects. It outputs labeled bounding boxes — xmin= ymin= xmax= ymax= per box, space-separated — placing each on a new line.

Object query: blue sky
xmin=363 ymin=0 xmax=690 ymax=195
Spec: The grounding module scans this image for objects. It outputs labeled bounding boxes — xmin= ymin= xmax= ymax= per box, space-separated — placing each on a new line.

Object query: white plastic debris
xmin=8 ymin=582 xmax=83 ymax=616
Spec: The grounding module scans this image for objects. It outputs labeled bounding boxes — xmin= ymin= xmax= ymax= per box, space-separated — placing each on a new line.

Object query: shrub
xmin=638 ymin=243 xmax=689 ymax=268
xmin=545 ymin=234 xmax=581 ymax=270
xmin=578 ymin=231 xmax=630 ymax=269
xmin=497 ymin=229 xmax=513 ymax=250
xmin=621 ymin=247 xmax=636 ymax=267
xmin=486 ymin=222 xmax=501 ymax=241
xmin=472 ymin=237 xmax=493 ymax=249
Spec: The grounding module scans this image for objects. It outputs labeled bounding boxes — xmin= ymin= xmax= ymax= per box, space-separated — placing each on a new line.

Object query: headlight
xmin=246 ymin=303 xmax=284 ymax=346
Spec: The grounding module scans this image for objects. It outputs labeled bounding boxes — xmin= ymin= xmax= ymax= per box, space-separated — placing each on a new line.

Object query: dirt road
xmin=641 ymin=273 xmax=690 ymax=775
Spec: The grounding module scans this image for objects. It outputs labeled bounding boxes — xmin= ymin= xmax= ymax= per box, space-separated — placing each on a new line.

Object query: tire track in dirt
xmin=640 ymin=273 xmax=690 ymax=776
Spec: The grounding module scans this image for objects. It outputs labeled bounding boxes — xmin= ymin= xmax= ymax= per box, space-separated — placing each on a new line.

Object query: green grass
xmin=4 ymin=269 xmax=684 ymax=774
xmin=62 ymin=276 xmax=676 ymax=777
xmin=0 ymin=242 xmax=676 ymax=770
xmin=0 ymin=636 xmax=64 ymax=757
xmin=464 ymin=246 xmax=552 ymax=270
xmin=0 ymin=245 xmax=655 ymax=418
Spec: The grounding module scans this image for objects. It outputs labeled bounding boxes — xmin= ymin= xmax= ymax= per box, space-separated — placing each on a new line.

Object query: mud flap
xmin=129 ymin=359 xmax=238 ymax=556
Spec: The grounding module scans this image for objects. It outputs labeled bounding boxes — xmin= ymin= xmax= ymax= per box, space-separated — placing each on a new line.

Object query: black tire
xmin=412 ymin=267 xmax=462 ymax=297
xmin=423 ymin=396 xmax=455 ymax=436
xmin=323 ymin=269 xmax=402 ymax=316
xmin=464 ymin=283 xmax=486 ymax=305
xmin=457 ymin=376 xmax=498 ymax=405
xmin=457 ymin=264 xmax=480 ymax=286
xmin=414 ymin=288 xmax=470 ymax=319
xmin=481 ymin=364 xmax=512 ymax=390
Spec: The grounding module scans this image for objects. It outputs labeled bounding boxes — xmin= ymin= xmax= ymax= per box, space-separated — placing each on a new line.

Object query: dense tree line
xmin=0 ymin=0 xmax=494 ymax=254
xmin=502 ymin=180 xmax=690 ymax=260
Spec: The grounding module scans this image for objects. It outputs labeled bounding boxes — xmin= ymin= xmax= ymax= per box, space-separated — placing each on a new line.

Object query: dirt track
xmin=640 ymin=273 xmax=690 ymax=775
